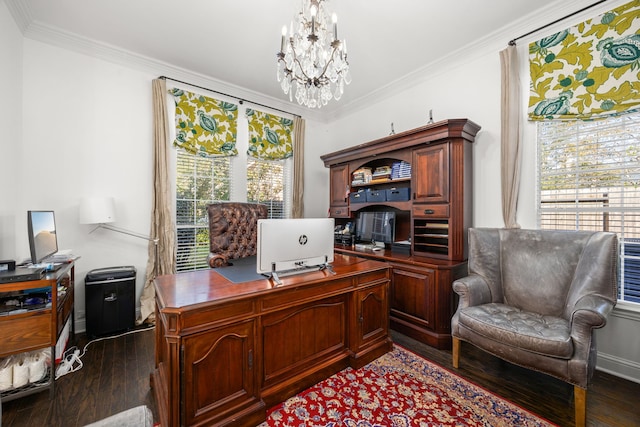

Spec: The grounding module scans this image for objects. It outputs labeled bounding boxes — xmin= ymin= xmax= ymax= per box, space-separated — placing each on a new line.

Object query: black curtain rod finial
xmin=508 ymin=39 xmax=517 ymax=46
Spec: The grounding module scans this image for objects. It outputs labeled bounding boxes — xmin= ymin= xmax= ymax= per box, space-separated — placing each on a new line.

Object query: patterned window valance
xmin=169 ymin=88 xmax=238 ymax=156
xmin=529 ymin=0 xmax=640 ymax=121
xmin=246 ymin=108 xmax=294 ymax=160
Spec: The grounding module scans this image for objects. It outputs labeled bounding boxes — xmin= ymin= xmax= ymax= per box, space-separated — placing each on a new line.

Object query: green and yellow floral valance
xmin=246 ymin=108 xmax=294 ymax=160
xmin=169 ymin=88 xmax=238 ymax=156
xmin=529 ymin=0 xmax=640 ymax=121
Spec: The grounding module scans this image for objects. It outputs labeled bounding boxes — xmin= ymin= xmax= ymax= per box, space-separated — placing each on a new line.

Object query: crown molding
xmin=4 ymin=0 xmax=32 ymax=33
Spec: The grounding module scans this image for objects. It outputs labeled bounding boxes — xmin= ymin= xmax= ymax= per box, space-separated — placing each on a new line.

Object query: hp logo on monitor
xmin=299 ymin=235 xmax=308 ymax=245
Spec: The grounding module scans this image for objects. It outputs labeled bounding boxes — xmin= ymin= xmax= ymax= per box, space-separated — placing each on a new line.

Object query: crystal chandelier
xmin=277 ymin=0 xmax=351 ymax=109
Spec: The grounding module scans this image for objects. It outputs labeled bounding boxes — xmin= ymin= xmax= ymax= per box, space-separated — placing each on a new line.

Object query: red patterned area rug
xmin=260 ymin=345 xmax=557 ymax=427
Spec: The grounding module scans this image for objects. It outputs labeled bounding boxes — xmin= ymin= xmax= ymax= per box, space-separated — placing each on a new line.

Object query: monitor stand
xmin=269 ymin=256 xmax=335 ymax=286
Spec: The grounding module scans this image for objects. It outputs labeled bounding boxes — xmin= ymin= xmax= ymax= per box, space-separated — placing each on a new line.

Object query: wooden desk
xmin=151 ymin=253 xmax=392 ymax=427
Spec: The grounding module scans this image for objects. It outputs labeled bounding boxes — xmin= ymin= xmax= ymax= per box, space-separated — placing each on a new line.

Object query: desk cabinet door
xmin=182 ymin=319 xmax=259 ymax=426
xmin=353 ymin=281 xmax=389 ymax=353
xmin=390 ymin=266 xmax=435 ymax=329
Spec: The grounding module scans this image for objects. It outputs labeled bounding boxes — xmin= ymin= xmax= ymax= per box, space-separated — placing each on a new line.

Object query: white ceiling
xmin=8 ymin=0 xmax=572 ymax=120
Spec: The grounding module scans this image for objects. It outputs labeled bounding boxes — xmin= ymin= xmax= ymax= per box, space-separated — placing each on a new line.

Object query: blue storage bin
xmin=365 ymin=189 xmax=386 ymax=202
xmin=386 ymin=187 xmax=410 ymax=201
xmin=349 ymin=190 xmax=366 ymax=203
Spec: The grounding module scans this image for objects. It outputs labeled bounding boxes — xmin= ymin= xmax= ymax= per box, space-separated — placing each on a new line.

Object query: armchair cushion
xmin=458 ymin=303 xmax=572 ymax=358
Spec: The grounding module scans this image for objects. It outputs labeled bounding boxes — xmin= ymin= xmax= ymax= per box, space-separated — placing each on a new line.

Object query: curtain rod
xmin=509 ymin=0 xmax=608 ymax=46
xmin=158 ymin=76 xmax=301 ymax=118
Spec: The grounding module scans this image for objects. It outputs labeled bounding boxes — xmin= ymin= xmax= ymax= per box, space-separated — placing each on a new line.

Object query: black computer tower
xmin=85 ymin=266 xmax=136 ymax=338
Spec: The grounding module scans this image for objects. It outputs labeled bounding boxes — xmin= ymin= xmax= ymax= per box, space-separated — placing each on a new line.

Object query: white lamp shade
xmin=79 ymin=197 xmax=117 ymax=224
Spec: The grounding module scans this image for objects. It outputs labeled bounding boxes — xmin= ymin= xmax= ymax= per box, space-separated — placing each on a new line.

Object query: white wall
xmin=17 ymin=40 xmax=155 ymax=330
xmin=0 ymin=1 xmax=22 ymax=259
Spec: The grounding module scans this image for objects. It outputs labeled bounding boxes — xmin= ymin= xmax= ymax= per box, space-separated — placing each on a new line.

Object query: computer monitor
xmin=356 ymin=211 xmax=395 ymax=244
xmin=27 ymin=210 xmax=59 ymax=264
xmin=257 ymin=218 xmax=335 ymax=275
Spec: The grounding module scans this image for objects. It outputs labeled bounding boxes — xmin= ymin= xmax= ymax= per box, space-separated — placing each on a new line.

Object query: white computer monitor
xmin=257 ymin=218 xmax=335 ymax=276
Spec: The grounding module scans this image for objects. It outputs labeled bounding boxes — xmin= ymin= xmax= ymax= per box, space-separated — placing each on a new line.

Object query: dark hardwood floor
xmin=1 ymin=326 xmax=159 ymax=427
xmin=2 ymin=328 xmax=639 ymax=426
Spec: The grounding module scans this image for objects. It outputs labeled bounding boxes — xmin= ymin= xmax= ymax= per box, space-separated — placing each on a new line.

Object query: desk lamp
xmin=79 ymin=197 xmax=159 ymax=277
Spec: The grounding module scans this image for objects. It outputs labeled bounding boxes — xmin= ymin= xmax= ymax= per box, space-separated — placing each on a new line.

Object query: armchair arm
xmin=452 ymin=275 xmax=492 ymax=309
xmin=569 ymin=294 xmax=616 ymax=369
xmin=208 ymin=253 xmax=228 ymax=268
xmin=570 ymin=294 xmax=615 ymax=331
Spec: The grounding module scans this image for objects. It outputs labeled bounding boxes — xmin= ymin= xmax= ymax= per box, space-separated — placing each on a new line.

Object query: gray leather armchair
xmin=451 ymin=228 xmax=618 ymax=427
xmin=207 ymin=202 xmax=268 ymax=268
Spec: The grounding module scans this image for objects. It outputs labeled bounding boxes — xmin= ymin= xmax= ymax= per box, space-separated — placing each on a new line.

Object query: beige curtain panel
xmin=139 ymin=78 xmax=177 ymax=325
xmin=292 ymin=116 xmax=305 ymax=218
xmin=500 ymin=45 xmax=521 ymax=229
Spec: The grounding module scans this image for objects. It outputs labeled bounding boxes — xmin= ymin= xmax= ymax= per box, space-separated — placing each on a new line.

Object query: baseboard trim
xmin=597 ymin=351 xmax=640 ymax=384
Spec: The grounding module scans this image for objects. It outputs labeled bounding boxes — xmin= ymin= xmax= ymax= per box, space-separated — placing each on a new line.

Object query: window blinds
xmin=537 ymin=112 xmax=640 ymax=303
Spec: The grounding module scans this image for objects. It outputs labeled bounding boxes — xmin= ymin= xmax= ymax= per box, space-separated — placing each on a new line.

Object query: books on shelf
xmin=391 ymin=161 xmax=411 ymax=180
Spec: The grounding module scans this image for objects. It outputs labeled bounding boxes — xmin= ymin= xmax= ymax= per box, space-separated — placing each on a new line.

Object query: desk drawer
xmin=261 ymin=278 xmax=352 ymax=311
xmin=0 ymin=312 xmax=51 ymax=356
xmin=412 ymin=204 xmax=449 ymax=218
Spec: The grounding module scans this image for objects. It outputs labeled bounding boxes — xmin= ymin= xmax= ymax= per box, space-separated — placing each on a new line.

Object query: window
xmin=537 ymin=112 xmax=640 ymax=305
xmin=175 ymin=153 xmax=293 ymax=272
xmin=247 ymin=158 xmax=292 ymax=219
xmin=175 ymin=151 xmax=231 ymax=271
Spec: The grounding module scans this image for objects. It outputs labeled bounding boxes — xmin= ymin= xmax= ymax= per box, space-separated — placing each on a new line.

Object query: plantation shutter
xmin=529 ymin=0 xmax=640 ymax=121
xmin=537 ymin=112 xmax=640 ymax=303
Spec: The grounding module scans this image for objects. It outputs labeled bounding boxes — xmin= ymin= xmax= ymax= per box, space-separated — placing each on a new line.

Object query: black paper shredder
xmin=85 ymin=266 xmax=136 ymax=338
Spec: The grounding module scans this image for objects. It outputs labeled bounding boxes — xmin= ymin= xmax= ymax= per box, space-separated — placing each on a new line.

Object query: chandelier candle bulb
xmin=332 ymin=13 xmax=338 ymax=40
xmin=281 ymin=26 xmax=287 ymax=52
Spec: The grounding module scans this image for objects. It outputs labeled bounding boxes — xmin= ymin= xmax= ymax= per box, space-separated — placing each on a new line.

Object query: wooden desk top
xmin=154 ymin=253 xmax=388 ymax=311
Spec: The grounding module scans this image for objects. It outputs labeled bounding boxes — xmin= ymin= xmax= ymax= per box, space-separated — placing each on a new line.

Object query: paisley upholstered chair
xmin=207 ymin=202 xmax=268 ymax=268
xmin=451 ymin=228 xmax=618 ymax=427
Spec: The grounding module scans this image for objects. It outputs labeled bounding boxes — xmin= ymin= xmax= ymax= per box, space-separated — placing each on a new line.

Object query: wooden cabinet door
xmin=329 ymin=164 xmax=350 ymax=208
xmin=353 ymin=282 xmax=388 ymax=353
xmin=413 ymin=144 xmax=449 ymax=204
xmin=182 ymin=319 xmax=259 ymax=426
xmin=390 ymin=266 xmax=435 ymax=329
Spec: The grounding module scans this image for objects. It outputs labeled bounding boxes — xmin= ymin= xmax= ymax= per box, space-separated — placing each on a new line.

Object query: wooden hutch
xmin=321 ymin=118 xmax=480 ymax=349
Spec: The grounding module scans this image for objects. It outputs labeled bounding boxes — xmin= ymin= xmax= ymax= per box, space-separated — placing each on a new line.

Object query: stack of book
xmin=351 ymin=167 xmax=372 ymax=185
xmin=391 ymin=161 xmax=411 ymax=180
xmin=372 ymin=166 xmax=392 ymax=181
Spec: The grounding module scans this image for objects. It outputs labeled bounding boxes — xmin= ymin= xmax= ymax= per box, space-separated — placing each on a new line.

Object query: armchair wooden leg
xmin=574 ymin=385 xmax=586 ymax=427
xmin=452 ymin=337 xmax=460 ymax=369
